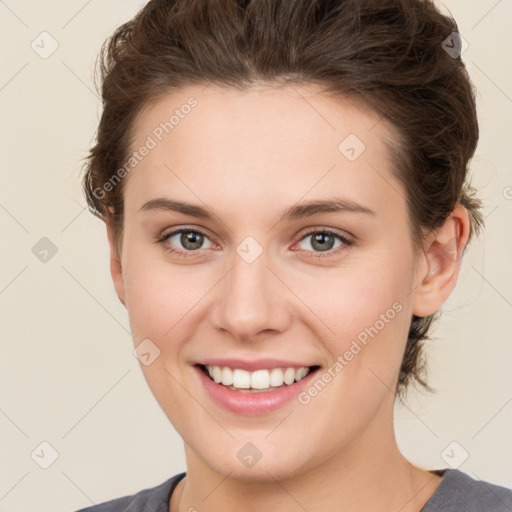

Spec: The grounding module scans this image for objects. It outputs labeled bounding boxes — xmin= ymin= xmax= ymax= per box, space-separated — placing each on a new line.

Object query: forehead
xmin=124 ymin=83 xmax=406 ymax=224
xmin=131 ymin=82 xmax=391 ymax=156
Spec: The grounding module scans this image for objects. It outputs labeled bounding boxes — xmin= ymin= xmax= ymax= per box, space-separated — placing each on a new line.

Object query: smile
xmin=201 ymin=364 xmax=318 ymax=392
xmin=195 ymin=362 xmax=321 ymax=415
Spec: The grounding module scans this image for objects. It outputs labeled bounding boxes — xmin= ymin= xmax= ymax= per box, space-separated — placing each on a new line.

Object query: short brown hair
xmin=82 ymin=0 xmax=484 ymax=397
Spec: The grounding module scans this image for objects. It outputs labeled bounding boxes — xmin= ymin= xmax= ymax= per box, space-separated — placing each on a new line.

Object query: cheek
xmin=311 ymin=255 xmax=413 ymax=384
xmin=315 ymin=262 xmax=409 ymax=337
xmin=122 ymin=257 xmax=200 ymax=424
xmin=122 ymin=249 xmax=216 ymax=348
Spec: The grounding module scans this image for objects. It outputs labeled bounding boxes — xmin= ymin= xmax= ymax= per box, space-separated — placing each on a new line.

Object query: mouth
xmin=196 ymin=363 xmax=321 ymax=393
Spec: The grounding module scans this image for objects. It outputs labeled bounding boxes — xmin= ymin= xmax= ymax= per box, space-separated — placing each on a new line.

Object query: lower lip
xmin=195 ymin=365 xmax=319 ymax=416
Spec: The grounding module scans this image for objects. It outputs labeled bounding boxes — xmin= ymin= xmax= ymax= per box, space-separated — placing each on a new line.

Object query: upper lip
xmin=196 ymin=358 xmax=318 ymax=371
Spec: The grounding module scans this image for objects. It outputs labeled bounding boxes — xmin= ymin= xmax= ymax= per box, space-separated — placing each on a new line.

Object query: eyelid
xmin=160 ymin=225 xmax=211 ymax=239
xmin=156 ymin=225 xmax=355 ymax=258
xmin=292 ymin=227 xmax=354 ymax=257
xmin=156 ymin=225 xmax=215 ymax=250
xmin=295 ymin=226 xmax=354 ymax=244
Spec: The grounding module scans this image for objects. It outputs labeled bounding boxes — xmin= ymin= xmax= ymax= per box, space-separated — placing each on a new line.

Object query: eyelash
xmin=156 ymin=226 xmax=354 ymax=259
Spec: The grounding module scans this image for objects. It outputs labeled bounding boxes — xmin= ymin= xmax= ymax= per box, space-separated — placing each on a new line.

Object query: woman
xmin=75 ymin=0 xmax=512 ymax=510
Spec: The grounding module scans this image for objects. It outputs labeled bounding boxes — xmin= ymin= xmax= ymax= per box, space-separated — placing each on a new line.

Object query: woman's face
xmin=110 ymin=83 xmax=430 ymax=481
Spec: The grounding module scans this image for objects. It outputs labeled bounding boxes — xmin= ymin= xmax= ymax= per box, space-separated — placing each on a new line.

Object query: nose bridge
xmin=213 ymin=243 xmax=289 ymax=339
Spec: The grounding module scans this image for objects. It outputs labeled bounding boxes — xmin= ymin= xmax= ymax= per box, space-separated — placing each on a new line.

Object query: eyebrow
xmin=139 ymin=197 xmax=376 ymax=222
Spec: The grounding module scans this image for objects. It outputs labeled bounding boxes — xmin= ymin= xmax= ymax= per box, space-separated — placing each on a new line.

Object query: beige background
xmin=0 ymin=1 xmax=511 ymax=510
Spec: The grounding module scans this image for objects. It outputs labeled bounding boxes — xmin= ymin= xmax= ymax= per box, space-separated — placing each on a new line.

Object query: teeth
xmin=232 ymin=369 xmax=251 ymax=389
xmin=295 ymin=367 xmax=309 ymax=380
xmin=221 ymin=366 xmax=233 ymax=386
xmin=212 ymin=366 xmax=222 ymax=384
xmin=269 ymin=368 xmax=284 ymax=387
xmin=283 ymin=367 xmax=296 ymax=385
xmin=204 ymin=365 xmax=312 ymax=390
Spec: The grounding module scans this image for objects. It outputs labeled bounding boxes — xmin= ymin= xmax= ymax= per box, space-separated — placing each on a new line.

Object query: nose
xmin=211 ymin=248 xmax=292 ymax=342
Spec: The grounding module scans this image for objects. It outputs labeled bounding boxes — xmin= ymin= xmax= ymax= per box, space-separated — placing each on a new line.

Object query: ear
xmin=412 ymin=203 xmax=471 ymax=317
xmin=106 ymin=209 xmax=126 ymax=307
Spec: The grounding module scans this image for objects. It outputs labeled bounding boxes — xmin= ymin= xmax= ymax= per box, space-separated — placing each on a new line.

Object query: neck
xmin=170 ymin=402 xmax=442 ymax=512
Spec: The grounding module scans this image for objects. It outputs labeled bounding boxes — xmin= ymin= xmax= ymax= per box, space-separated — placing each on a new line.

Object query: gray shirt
xmin=73 ymin=469 xmax=512 ymax=511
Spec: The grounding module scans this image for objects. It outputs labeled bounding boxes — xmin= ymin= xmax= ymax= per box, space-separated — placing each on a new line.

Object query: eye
xmin=156 ymin=226 xmax=354 ymax=259
xmin=294 ymin=228 xmax=353 ymax=257
xmin=157 ymin=227 xmax=214 ymax=257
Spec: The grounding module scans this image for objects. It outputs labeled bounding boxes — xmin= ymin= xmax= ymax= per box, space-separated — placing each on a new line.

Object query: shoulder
xmin=70 ymin=473 xmax=186 ymax=512
xmin=424 ymin=469 xmax=512 ymax=512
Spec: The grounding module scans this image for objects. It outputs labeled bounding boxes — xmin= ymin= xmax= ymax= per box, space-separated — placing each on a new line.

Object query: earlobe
xmin=106 ymin=211 xmax=126 ymax=307
xmin=412 ymin=203 xmax=470 ymax=317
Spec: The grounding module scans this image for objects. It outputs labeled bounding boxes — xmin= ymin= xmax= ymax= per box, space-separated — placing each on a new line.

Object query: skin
xmin=105 ymin=83 xmax=470 ymax=512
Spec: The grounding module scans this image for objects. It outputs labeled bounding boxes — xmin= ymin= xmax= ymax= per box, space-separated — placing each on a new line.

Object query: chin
xmin=197 ymin=441 xmax=316 ymax=483
xmin=215 ymin=459 xmax=303 ymax=483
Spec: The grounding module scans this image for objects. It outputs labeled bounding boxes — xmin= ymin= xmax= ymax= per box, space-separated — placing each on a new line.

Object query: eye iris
xmin=181 ymin=231 xmax=203 ymax=250
xmin=311 ymin=232 xmax=335 ymax=252
xmin=170 ymin=230 xmax=342 ymax=253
